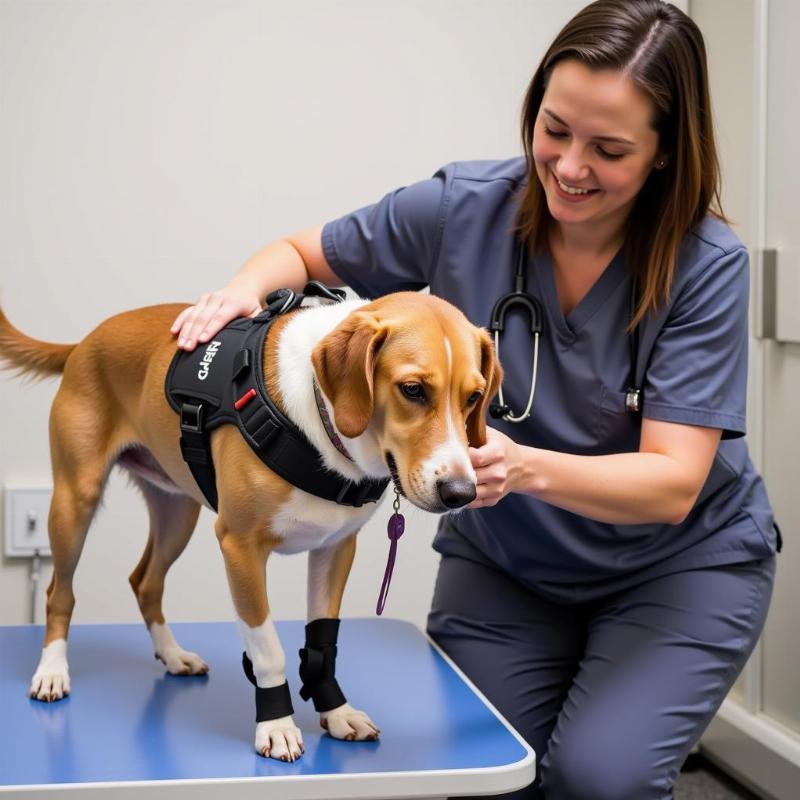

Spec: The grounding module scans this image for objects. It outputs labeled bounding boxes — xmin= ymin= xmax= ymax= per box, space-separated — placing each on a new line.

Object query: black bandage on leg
xmin=298 ymin=618 xmax=347 ymax=712
xmin=242 ymin=652 xmax=294 ymax=722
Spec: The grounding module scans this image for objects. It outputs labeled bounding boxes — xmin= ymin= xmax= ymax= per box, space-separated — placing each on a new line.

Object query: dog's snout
xmin=437 ymin=478 xmax=477 ymax=509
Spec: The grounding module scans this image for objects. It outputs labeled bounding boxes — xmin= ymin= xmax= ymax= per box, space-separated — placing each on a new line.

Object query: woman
xmin=172 ymin=1 xmax=778 ymax=797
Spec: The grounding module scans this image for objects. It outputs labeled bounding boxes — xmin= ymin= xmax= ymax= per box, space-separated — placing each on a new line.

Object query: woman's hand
xmin=466 ymin=427 xmax=526 ymax=509
xmin=170 ymin=285 xmax=263 ymax=351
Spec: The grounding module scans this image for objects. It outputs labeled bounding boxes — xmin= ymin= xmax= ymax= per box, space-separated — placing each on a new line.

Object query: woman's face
xmin=532 ymin=59 xmax=663 ymax=241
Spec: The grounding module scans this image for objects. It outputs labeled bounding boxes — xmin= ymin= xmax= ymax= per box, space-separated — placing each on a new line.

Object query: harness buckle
xmin=180 ymin=402 xmax=204 ymax=433
xmin=302 ymin=281 xmax=347 ymax=304
xmin=351 ymin=480 xmax=374 ymax=508
xmin=335 ymin=480 xmax=354 ymax=505
xmin=232 ymin=348 xmax=251 ymax=381
xmin=334 ymin=478 xmax=379 ymax=507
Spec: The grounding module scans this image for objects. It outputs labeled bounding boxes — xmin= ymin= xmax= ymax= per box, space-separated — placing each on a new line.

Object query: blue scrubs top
xmin=322 ymin=158 xmax=777 ymax=603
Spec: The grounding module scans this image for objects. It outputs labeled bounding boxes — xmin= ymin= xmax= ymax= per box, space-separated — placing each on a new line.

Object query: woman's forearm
xmin=229 ymin=226 xmax=342 ymax=303
xmin=171 ymin=226 xmax=346 ymax=350
xmin=228 ymin=239 xmax=313 ymax=301
xmin=516 ymin=447 xmax=699 ymax=525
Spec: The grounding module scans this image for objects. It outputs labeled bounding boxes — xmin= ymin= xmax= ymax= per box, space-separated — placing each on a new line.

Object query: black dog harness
xmin=165 ymin=283 xmax=389 ymax=511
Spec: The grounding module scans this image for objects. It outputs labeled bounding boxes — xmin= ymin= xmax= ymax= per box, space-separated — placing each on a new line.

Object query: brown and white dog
xmin=0 ymin=291 xmax=501 ymax=761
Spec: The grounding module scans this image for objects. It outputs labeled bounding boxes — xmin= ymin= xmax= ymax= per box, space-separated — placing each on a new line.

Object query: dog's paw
xmin=155 ymin=646 xmax=209 ymax=676
xmin=29 ymin=641 xmax=70 ymax=702
xmin=255 ymin=717 xmax=305 ymax=762
xmin=29 ymin=667 xmax=70 ymax=702
xmin=320 ymin=703 xmax=380 ymax=741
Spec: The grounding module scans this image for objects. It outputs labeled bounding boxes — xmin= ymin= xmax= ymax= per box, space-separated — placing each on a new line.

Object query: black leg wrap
xmin=298 ymin=618 xmax=347 ymax=713
xmin=242 ymin=652 xmax=294 ymax=722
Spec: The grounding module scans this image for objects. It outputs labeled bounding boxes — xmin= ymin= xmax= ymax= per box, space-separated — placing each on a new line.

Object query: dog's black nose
xmin=437 ymin=478 xmax=477 ymax=509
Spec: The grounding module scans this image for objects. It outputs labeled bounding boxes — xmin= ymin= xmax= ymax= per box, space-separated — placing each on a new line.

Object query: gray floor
xmin=675 ymin=755 xmax=760 ymax=800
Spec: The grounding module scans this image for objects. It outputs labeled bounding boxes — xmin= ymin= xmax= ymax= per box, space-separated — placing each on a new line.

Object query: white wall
xmin=0 ymin=0 xmax=586 ymax=631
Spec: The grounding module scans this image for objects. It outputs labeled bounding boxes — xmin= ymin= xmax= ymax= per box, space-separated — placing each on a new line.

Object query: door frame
xmin=699 ymin=2 xmax=800 ymax=797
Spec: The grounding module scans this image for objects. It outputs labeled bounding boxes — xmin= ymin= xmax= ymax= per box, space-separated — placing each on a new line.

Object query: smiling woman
xmin=517 ymin=4 xmax=723 ymax=328
xmin=171 ymin=1 xmax=778 ymax=798
xmin=531 ymin=59 xmax=667 ymax=314
xmin=529 ymin=62 xmax=666 ymax=314
xmin=533 ymin=64 xmax=661 ymax=224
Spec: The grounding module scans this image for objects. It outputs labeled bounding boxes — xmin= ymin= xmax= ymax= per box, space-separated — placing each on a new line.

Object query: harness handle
xmin=302 ymin=281 xmax=347 ymax=304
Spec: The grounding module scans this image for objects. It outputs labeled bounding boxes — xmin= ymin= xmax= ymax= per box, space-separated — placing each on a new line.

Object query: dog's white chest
xmin=271 ymin=489 xmax=378 ymax=554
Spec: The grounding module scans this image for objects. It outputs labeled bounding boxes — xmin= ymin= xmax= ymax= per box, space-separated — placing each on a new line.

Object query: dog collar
xmin=312 ymin=379 xmax=355 ymax=462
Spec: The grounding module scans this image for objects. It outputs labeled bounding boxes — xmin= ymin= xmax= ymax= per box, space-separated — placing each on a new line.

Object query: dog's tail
xmin=0 ymin=306 xmax=76 ymax=380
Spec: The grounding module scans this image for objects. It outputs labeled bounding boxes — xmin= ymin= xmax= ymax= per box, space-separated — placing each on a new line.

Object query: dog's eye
xmin=400 ymin=382 xmax=426 ymax=403
xmin=467 ymin=391 xmax=482 ymax=406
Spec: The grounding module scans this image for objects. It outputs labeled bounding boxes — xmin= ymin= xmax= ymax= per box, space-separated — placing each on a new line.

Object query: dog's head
xmin=311 ymin=293 xmax=502 ymax=513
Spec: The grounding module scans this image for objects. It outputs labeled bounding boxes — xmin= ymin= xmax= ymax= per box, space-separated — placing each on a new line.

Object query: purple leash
xmin=376 ymin=489 xmax=405 ymax=615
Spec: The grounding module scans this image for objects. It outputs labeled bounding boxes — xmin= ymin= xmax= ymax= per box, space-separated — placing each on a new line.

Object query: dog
xmin=0 ymin=290 xmax=501 ymax=761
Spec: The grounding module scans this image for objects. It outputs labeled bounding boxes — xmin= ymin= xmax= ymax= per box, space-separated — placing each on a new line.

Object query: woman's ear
xmin=466 ymin=329 xmax=503 ymax=448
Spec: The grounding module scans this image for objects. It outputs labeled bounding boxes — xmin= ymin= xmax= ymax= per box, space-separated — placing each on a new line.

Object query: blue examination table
xmin=0 ymin=618 xmax=534 ymax=798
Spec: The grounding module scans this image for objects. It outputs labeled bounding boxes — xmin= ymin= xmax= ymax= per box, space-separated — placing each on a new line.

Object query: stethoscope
xmin=488 ymin=239 xmax=642 ymax=422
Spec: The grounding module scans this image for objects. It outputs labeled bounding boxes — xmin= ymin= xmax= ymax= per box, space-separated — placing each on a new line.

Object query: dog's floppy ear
xmin=466 ymin=328 xmax=503 ymax=448
xmin=311 ymin=311 xmax=388 ymax=439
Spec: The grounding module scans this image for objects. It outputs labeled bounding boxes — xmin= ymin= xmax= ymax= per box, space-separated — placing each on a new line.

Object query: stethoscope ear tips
xmin=489 ymin=403 xmax=511 ymax=419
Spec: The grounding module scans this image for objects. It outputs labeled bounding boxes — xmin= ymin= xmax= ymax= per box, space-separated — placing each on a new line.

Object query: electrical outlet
xmin=4 ymin=487 xmax=52 ymax=557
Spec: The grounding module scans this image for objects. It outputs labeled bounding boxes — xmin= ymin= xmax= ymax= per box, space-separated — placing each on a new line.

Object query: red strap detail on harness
xmin=234 ymin=388 xmax=257 ymax=410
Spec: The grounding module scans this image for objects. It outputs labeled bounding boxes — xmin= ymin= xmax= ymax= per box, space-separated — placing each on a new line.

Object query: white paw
xmin=30 ymin=640 xmax=70 ymax=702
xmin=29 ymin=668 xmax=71 ymax=702
xmin=150 ymin=622 xmax=208 ymax=675
xmin=255 ymin=716 xmax=305 ymax=761
xmin=320 ymin=702 xmax=380 ymax=741
xmin=155 ymin=646 xmax=209 ymax=676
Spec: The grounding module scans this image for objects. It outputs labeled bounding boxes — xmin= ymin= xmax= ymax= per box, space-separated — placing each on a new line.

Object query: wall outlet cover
xmin=4 ymin=487 xmax=52 ymax=557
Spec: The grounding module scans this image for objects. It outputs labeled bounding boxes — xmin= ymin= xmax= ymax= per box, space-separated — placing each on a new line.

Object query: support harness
xmin=164 ymin=283 xmax=389 ymax=511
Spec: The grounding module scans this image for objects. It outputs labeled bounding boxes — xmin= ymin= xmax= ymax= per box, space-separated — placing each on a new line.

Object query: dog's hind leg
xmin=30 ymin=392 xmax=108 ymax=702
xmin=306 ymin=534 xmax=380 ymax=742
xmin=128 ymin=480 xmax=207 ymax=675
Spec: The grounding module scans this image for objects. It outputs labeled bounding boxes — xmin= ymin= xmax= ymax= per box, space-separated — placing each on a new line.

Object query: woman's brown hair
xmin=517 ymin=0 xmax=725 ymax=327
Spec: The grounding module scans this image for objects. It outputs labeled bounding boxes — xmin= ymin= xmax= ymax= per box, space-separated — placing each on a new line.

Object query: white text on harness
xmin=197 ymin=341 xmax=222 ymax=381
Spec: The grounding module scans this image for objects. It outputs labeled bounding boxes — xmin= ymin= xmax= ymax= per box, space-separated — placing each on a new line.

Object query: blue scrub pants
xmin=426 ymin=551 xmax=775 ymax=800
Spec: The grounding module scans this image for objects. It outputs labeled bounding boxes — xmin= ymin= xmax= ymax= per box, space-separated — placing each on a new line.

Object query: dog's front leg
xmin=305 ymin=534 xmax=380 ymax=742
xmin=216 ymin=522 xmax=303 ymax=761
